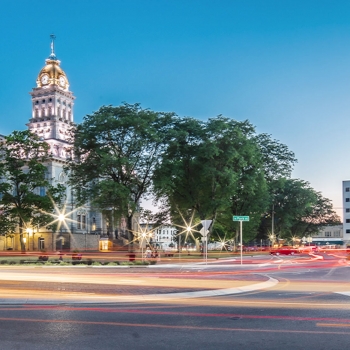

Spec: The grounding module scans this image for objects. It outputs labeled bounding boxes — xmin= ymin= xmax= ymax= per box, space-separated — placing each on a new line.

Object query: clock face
xmin=41 ymin=75 xmax=49 ymax=85
xmin=59 ymin=76 xmax=66 ymax=87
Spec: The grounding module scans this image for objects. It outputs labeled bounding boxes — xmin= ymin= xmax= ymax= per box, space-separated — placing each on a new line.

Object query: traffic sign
xmin=233 ymin=216 xmax=250 ymax=222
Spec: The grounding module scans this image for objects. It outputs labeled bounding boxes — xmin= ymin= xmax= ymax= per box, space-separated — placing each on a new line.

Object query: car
xmin=244 ymin=246 xmax=258 ymax=252
xmin=270 ymin=247 xmax=299 ymax=255
xmin=164 ymin=250 xmax=175 ymax=257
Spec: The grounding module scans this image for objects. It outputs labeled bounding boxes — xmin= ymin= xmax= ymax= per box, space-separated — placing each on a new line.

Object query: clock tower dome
xmin=27 ymin=34 xmax=75 ymax=159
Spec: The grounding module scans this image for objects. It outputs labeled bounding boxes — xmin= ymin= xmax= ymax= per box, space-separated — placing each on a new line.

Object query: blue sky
xmin=1 ymin=0 xmax=349 ymax=216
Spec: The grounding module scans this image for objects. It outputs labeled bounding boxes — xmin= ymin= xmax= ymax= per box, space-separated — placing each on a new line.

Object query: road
xmin=0 ymin=251 xmax=350 ymax=349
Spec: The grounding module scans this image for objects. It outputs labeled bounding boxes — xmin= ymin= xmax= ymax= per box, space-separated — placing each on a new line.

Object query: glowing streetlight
xmin=141 ymin=232 xmax=147 ymax=260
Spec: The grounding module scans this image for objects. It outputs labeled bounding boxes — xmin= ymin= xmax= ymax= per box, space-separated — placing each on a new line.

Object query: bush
xmin=0 ymin=260 xmax=8 ymax=265
xmin=8 ymin=261 xmax=16 ymax=265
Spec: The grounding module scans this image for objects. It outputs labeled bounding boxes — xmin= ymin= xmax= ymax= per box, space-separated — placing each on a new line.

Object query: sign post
xmin=233 ymin=216 xmax=250 ymax=265
xmin=200 ymin=220 xmax=212 ymax=265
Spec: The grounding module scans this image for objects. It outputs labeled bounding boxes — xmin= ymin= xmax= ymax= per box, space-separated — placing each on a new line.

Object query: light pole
xmin=58 ymin=214 xmax=65 ymax=252
xmin=141 ymin=232 xmax=146 ymax=261
xmin=26 ymin=228 xmax=33 ymax=251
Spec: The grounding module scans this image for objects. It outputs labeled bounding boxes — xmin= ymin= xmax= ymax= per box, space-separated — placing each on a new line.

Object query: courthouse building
xmin=0 ymin=38 xmax=131 ymax=252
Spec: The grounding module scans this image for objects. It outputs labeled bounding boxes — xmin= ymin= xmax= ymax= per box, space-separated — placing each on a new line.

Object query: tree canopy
xmin=0 ymin=130 xmax=65 ymax=249
xmin=67 ymin=103 xmax=175 ymax=249
xmin=67 ymin=102 xmax=339 ymax=246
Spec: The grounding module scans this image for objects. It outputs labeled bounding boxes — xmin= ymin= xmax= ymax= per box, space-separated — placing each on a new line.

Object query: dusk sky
xmin=1 ymin=0 xmax=350 ymax=217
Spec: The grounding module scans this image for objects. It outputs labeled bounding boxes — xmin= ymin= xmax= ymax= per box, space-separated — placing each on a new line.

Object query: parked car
xmin=244 ymin=246 xmax=258 ymax=252
xmin=270 ymin=247 xmax=299 ymax=255
xmin=164 ymin=249 xmax=175 ymax=257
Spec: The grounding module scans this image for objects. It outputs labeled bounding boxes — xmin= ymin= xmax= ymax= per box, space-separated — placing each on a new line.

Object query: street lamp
xmin=58 ymin=214 xmax=65 ymax=251
xmin=141 ymin=232 xmax=146 ymax=261
xmin=26 ymin=228 xmax=33 ymax=251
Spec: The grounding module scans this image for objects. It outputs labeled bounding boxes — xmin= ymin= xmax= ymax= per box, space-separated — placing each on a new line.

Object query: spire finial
xmin=49 ymin=34 xmax=57 ymax=60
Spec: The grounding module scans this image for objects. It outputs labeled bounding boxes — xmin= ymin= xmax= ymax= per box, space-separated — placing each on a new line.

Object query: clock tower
xmin=27 ymin=34 xmax=75 ymax=159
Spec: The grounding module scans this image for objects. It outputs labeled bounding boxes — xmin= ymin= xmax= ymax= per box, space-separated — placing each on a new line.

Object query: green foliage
xmin=67 ymin=103 xmax=175 ymax=249
xmin=259 ymin=178 xmax=341 ymax=239
xmin=0 ymin=130 xmax=65 ymax=248
xmin=153 ymin=116 xmax=270 ymax=241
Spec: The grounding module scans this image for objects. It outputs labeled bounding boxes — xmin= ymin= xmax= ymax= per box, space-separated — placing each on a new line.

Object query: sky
xmin=0 ymin=0 xmax=349 ymax=218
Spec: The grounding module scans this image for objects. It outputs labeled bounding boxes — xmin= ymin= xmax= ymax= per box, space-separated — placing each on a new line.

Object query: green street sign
xmin=233 ymin=216 xmax=250 ymax=222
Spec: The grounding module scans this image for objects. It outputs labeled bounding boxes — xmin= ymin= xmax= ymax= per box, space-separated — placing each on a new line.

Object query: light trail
xmin=0 ymin=316 xmax=349 ymax=335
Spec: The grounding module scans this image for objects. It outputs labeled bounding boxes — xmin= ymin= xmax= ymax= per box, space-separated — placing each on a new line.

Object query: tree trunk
xmin=127 ymin=214 xmax=134 ymax=252
xmin=19 ymin=219 xmax=25 ymax=252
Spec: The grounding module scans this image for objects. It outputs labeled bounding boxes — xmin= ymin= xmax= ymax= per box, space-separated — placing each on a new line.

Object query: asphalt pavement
xmin=0 ymin=252 xmax=350 ymax=349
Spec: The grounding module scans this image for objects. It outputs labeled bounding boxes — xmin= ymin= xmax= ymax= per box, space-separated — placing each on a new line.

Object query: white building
xmin=0 ymin=37 xmax=114 ymax=251
xmin=312 ymin=225 xmax=343 ymax=246
xmin=139 ymin=223 xmax=178 ymax=250
xmin=343 ymin=180 xmax=350 ymax=244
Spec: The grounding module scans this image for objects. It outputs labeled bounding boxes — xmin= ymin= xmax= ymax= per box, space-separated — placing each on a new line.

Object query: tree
xmin=153 ymin=116 xmax=268 ymax=241
xmin=67 ymin=103 xmax=175 ymax=251
xmin=259 ymin=178 xmax=341 ymax=240
xmin=254 ymin=133 xmax=297 ymax=183
xmin=0 ymin=130 xmax=65 ymax=250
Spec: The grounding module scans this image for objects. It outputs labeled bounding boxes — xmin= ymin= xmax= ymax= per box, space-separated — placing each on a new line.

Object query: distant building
xmin=312 ymin=225 xmax=343 ymax=246
xmin=343 ymin=180 xmax=350 ymax=244
xmin=139 ymin=223 xmax=178 ymax=250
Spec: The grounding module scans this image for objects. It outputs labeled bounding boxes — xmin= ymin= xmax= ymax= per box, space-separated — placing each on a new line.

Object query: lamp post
xmin=58 ymin=214 xmax=65 ymax=252
xmin=141 ymin=232 xmax=146 ymax=261
xmin=26 ymin=228 xmax=33 ymax=251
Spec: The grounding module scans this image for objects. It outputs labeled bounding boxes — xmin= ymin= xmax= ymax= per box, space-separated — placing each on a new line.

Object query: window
xmin=325 ymin=232 xmax=332 ymax=237
xmin=92 ymin=217 xmax=96 ymax=231
xmin=346 ymin=208 xmax=350 ymax=213
xmin=346 ymin=198 xmax=350 ymax=202
xmin=77 ymin=215 xmax=81 ymax=229
xmin=39 ymin=237 xmax=45 ymax=250
xmin=347 ymin=229 xmax=350 ymax=234
xmin=334 ymin=231 xmax=341 ymax=237
xmin=39 ymin=187 xmax=46 ymax=196
xmin=346 ymin=187 xmax=350 ymax=192
xmin=347 ymin=219 xmax=350 ymax=223
xmin=82 ymin=215 xmax=86 ymax=230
